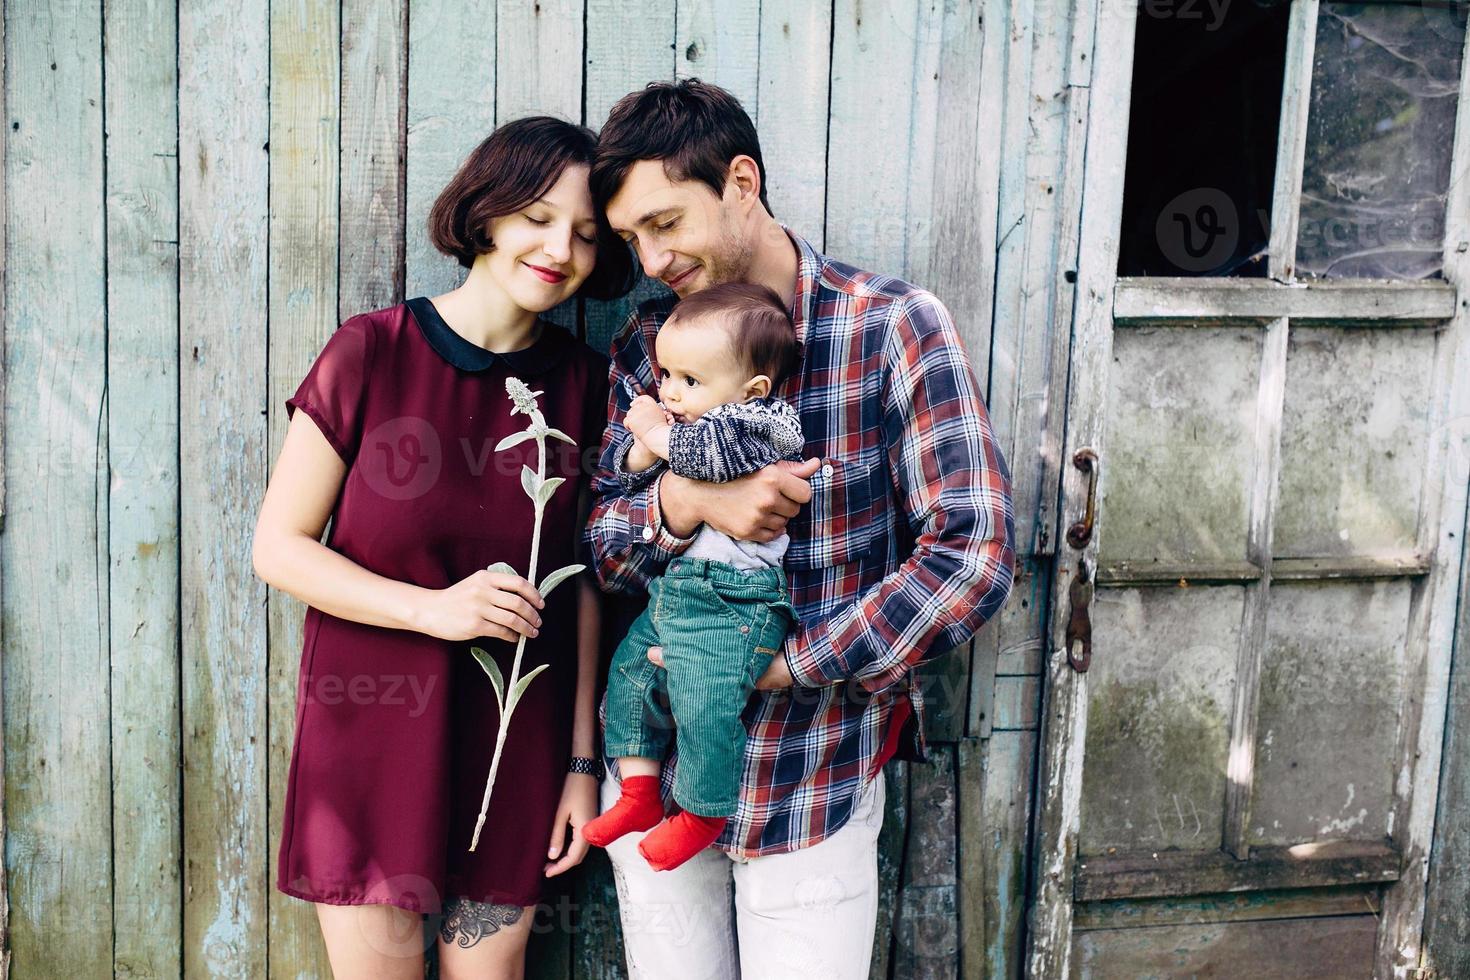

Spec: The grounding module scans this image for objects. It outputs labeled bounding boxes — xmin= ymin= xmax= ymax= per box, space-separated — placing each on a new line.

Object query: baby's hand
xmin=626 ymin=395 xmax=669 ymax=439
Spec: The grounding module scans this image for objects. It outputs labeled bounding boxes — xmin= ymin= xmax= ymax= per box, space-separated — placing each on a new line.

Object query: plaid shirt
xmin=587 ymin=227 xmax=1016 ymax=857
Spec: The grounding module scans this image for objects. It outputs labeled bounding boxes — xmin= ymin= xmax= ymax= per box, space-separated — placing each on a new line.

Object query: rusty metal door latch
xmin=1066 ymin=559 xmax=1094 ymax=672
xmin=1065 ymin=448 xmax=1098 ymax=672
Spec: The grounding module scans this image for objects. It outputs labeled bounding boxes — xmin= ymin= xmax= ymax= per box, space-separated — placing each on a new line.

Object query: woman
xmin=252 ymin=117 xmax=635 ymax=979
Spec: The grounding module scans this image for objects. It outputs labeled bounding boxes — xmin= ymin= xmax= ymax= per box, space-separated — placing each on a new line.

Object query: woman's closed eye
xmin=526 ymin=212 xmax=595 ymax=242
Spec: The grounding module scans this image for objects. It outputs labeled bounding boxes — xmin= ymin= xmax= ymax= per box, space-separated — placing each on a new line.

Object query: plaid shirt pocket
xmin=786 ymin=452 xmax=890 ymax=569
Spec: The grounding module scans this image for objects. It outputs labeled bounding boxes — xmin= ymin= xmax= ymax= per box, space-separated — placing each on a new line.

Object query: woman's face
xmin=479 ymin=162 xmax=599 ymax=313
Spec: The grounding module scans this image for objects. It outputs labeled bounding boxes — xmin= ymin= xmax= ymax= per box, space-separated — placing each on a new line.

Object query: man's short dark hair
xmin=428 ymin=115 xmax=637 ymax=301
xmin=591 ymin=79 xmax=770 ymax=216
xmin=666 ymin=282 xmax=798 ymax=385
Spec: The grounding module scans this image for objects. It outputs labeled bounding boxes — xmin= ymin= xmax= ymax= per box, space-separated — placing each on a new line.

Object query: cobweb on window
xmin=1295 ymin=4 xmax=1466 ymax=280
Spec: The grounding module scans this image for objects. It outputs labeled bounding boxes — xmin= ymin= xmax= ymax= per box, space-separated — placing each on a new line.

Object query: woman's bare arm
xmin=571 ymin=485 xmax=602 ymax=758
xmin=252 ymin=411 xmax=543 ymax=641
xmin=540 ymin=487 xmax=604 ymax=881
xmin=573 ymin=575 xmax=601 ymax=758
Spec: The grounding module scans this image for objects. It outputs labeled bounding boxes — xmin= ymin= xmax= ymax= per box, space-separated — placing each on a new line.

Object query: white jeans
xmin=598 ymin=769 xmax=886 ymax=980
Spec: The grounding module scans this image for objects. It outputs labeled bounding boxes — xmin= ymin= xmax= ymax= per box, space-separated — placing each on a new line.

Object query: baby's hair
xmin=665 ymin=282 xmax=799 ymax=385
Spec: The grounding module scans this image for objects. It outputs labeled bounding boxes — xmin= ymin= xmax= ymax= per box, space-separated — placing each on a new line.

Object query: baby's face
xmin=654 ymin=318 xmax=759 ymax=423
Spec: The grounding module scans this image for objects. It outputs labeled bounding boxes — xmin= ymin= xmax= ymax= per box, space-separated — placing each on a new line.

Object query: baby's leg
xmin=638 ymin=572 xmax=793 ymax=872
xmin=582 ymin=756 xmax=665 ymax=847
xmin=589 ymin=585 xmax=674 ymax=847
xmin=619 ymin=757 xmax=660 ymax=779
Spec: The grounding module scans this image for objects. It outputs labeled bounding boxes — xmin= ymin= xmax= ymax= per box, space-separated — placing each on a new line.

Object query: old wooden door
xmin=1026 ymin=0 xmax=1470 ymax=976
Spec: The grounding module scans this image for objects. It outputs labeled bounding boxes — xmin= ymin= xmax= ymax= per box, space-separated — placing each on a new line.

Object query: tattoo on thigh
xmin=438 ymin=897 xmax=525 ymax=948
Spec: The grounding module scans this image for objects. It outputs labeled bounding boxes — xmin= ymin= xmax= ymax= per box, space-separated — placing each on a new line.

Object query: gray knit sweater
xmin=614 ymin=396 xmax=806 ymax=492
xmin=614 ymin=396 xmax=806 ymax=569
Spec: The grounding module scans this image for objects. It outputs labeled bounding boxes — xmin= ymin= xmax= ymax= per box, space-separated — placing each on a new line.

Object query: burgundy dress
xmin=276 ymin=298 xmax=608 ymax=913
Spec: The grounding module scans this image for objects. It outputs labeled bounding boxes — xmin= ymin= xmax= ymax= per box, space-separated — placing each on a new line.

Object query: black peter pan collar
xmin=406 ymin=296 xmax=571 ymax=376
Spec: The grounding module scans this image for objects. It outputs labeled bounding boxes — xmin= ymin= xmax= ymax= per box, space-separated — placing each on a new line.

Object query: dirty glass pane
xmin=1272 ymin=325 xmax=1434 ymax=558
xmin=1099 ymin=326 xmax=1261 ymax=565
xmin=1249 ymin=579 xmax=1409 ymax=847
xmin=1295 ymin=3 xmax=1467 ymax=279
xmin=1079 ymin=584 xmax=1243 ymax=856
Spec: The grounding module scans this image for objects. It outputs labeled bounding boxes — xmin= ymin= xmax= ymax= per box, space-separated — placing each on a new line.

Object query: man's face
xmin=604 ymin=159 xmax=754 ymax=298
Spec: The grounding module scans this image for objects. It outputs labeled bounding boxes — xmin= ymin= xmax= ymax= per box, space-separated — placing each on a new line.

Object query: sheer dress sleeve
xmin=284 ymin=316 xmax=376 ymax=465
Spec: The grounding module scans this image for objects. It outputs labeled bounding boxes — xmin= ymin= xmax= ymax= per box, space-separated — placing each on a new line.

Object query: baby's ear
xmin=745 ymin=374 xmax=772 ymax=399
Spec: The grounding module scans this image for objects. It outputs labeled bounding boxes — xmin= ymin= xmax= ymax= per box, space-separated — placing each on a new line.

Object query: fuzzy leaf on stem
xmin=470 ymin=647 xmax=506 ymax=712
xmin=494 ymin=430 xmax=536 ymax=453
xmin=537 ymin=563 xmax=584 ymax=599
xmin=508 ymin=662 xmax=551 ymax=712
xmin=535 ymin=476 xmax=565 ymax=508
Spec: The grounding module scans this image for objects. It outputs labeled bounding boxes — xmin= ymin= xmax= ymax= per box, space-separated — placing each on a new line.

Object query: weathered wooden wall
xmin=0 ymin=0 xmax=1085 ymax=976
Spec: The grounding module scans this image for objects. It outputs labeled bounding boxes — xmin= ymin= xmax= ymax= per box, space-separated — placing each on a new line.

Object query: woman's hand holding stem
xmin=409 ymin=569 xmax=545 ymax=644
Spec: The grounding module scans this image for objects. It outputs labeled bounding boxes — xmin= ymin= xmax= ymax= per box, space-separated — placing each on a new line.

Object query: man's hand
xmin=754 ymin=655 xmax=796 ymax=690
xmin=660 ymin=457 xmax=820 ymax=541
xmin=646 ymin=645 xmax=795 ymax=690
xmin=625 ymin=395 xmax=667 ymax=439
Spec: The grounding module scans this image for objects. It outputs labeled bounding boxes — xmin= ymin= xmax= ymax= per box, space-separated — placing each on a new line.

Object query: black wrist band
xmin=568 ymin=756 xmax=604 ymax=779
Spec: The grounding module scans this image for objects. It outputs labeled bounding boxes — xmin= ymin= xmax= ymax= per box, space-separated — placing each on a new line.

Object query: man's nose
xmin=641 ymin=245 xmax=673 ymax=280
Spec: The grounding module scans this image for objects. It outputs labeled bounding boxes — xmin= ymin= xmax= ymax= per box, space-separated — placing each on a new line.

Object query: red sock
xmin=637 ymin=810 xmax=728 ymax=871
xmin=581 ymin=775 xmax=664 ymax=847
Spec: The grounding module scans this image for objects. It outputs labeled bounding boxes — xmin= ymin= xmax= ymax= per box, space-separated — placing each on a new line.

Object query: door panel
xmin=1251 ymin=578 xmax=1410 ymax=848
xmin=1072 ymin=915 xmax=1378 ymax=979
xmin=1100 ymin=326 xmax=1263 ymax=564
xmin=1273 ymin=326 xmax=1439 ymax=558
xmin=1079 ymin=585 xmax=1243 ymax=856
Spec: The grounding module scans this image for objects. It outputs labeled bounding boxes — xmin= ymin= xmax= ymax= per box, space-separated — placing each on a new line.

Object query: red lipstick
xmin=525 ymin=263 xmax=568 ymax=284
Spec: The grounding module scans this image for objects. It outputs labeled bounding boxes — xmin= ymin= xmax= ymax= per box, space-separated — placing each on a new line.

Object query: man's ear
xmin=726 ymin=155 xmax=763 ymax=214
xmin=744 ymin=374 xmax=772 ymax=399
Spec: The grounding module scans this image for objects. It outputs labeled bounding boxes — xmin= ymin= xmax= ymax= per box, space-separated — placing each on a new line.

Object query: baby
xmin=581 ymin=281 xmax=805 ymax=871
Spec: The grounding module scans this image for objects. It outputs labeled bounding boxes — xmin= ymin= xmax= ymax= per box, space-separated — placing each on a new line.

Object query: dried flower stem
xmin=469 ymin=378 xmax=582 ymax=851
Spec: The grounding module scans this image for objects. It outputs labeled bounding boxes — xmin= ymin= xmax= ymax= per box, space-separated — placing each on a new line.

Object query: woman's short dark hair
xmin=428 ymin=116 xmax=637 ymax=301
xmin=590 ymin=79 xmax=770 ymax=216
xmin=666 ymin=282 xmax=798 ymax=385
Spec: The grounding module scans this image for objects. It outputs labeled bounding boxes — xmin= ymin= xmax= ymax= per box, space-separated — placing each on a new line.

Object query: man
xmin=584 ymin=78 xmax=1016 ymax=978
